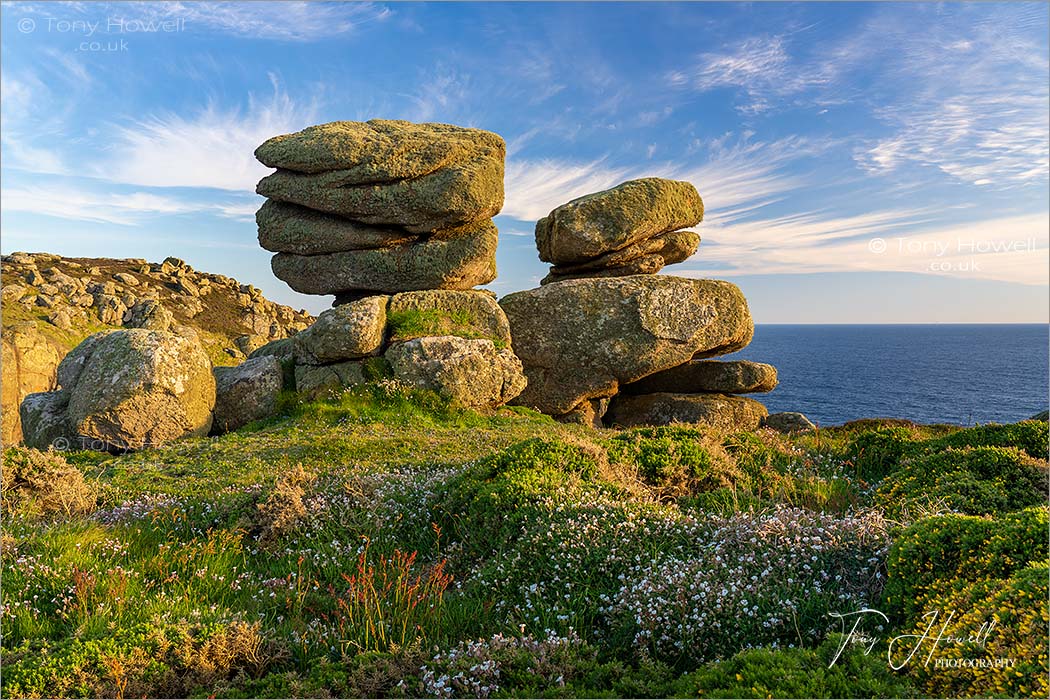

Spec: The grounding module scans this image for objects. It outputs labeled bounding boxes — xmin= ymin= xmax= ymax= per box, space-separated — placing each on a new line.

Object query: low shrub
xmin=605 ymin=426 xmax=740 ymax=498
xmin=1 ymin=447 xmax=96 ymax=518
xmin=882 ymin=507 xmax=1048 ymax=622
xmin=895 ymin=564 xmax=1048 ymax=699
xmin=875 ymin=446 xmax=1048 ymax=520
xmin=681 ymin=633 xmax=918 ymax=699
xmin=926 ymin=421 xmax=1049 ymax=460
xmin=843 ymin=428 xmax=918 ymax=483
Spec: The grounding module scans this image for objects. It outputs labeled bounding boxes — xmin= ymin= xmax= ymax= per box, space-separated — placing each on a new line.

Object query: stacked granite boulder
xmin=255 ymin=120 xmax=504 ymax=299
xmin=537 ymin=178 xmax=702 ymax=284
xmin=252 ymin=120 xmax=526 ymax=409
xmin=502 ymin=177 xmax=778 ymax=431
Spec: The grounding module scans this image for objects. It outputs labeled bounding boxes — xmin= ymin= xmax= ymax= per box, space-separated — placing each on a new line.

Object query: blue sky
xmin=2 ymin=1 xmax=1047 ymax=322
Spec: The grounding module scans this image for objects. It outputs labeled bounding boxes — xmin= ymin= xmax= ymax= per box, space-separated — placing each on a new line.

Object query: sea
xmin=721 ymin=324 xmax=1050 ymax=426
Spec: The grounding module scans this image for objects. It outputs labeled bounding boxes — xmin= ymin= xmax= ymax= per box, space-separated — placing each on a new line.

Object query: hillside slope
xmin=2 ymin=385 xmax=1046 ymax=698
xmin=1 ymin=252 xmax=313 ymax=444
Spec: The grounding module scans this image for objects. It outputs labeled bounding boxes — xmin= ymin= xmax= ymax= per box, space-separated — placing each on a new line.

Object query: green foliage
xmin=844 ymin=427 xmax=919 ymax=482
xmin=875 ymin=446 xmax=1048 ymax=519
xmin=386 ymin=308 xmax=506 ymax=348
xmin=1 ymin=447 xmax=96 ymax=518
xmin=883 ymin=507 xmax=1048 ymax=622
xmin=924 ymin=420 xmax=1049 ymax=460
xmin=681 ymin=634 xmax=919 ymax=699
xmin=605 ymin=426 xmax=734 ymax=496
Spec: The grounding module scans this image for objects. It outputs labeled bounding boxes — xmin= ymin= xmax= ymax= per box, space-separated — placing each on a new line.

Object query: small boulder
xmin=3 ymin=325 xmax=62 ymax=445
xmin=19 ymin=391 xmax=76 ymax=451
xmin=294 ymin=295 xmax=388 ymax=364
xmin=385 ymin=336 xmax=526 ymax=409
xmin=762 ymin=412 xmax=816 ymax=433
xmin=606 ymin=393 xmax=768 ymax=432
xmin=622 ymin=360 xmax=778 ymax=395
xmin=387 ymin=289 xmax=512 ymax=346
xmin=123 ymin=299 xmax=174 ymax=332
xmin=211 ymin=356 xmax=283 ymax=434
xmin=294 ymin=360 xmax=371 ymax=398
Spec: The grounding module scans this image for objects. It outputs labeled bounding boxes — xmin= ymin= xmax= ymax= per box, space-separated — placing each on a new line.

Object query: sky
xmin=1 ymin=1 xmax=1048 ymax=323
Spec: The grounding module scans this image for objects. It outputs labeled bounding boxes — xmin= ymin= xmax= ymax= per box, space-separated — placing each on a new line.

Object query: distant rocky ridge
xmin=1 ymin=252 xmax=312 ymax=444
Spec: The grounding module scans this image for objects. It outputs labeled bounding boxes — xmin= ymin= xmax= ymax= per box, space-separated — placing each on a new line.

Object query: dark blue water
xmin=722 ymin=325 xmax=1049 ymax=426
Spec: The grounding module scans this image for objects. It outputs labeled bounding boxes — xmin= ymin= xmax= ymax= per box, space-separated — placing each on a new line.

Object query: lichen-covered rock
xmin=542 ymin=229 xmax=700 ymax=284
xmin=294 ymin=296 xmax=388 ymax=364
xmin=556 ymin=397 xmax=610 ymax=430
xmin=271 ymin=220 xmax=498 ymax=295
xmin=385 ymin=336 xmax=526 ymax=409
xmin=294 ymin=360 xmax=371 ymax=398
xmin=257 ymin=200 xmax=421 ymax=255
xmin=255 ymin=119 xmax=506 ymax=178
xmin=19 ymin=391 xmax=75 ymax=451
xmin=2 ymin=324 xmax=61 ymax=445
xmin=606 ymin=392 xmax=768 ymax=431
xmin=387 ymin=289 xmax=512 ymax=346
xmin=248 ymin=337 xmax=298 ymax=390
xmin=257 ymin=122 xmax=504 ymax=234
xmin=123 ymin=299 xmax=174 ymax=332
xmin=212 ymin=356 xmax=283 ymax=434
xmin=536 ymin=178 xmax=703 ymax=265
xmin=622 ymin=360 xmax=778 ymax=395
xmin=59 ymin=330 xmax=216 ymax=450
xmin=499 ymin=276 xmax=753 ymax=416
xmin=762 ymin=412 xmax=816 ymax=433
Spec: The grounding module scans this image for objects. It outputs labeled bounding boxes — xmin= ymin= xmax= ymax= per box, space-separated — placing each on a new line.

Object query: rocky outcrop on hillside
xmin=256 ymin=120 xmax=504 ymax=298
xmin=1 ymin=252 xmax=312 ymax=444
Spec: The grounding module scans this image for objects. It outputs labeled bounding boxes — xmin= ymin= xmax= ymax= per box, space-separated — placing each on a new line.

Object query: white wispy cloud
xmin=0 ymin=184 xmax=260 ymax=225
xmin=502 ymin=158 xmax=635 ymax=221
xmin=98 ymin=76 xmax=318 ymax=191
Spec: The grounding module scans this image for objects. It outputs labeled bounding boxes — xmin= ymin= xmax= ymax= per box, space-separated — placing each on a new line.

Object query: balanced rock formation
xmin=255 ymin=120 xmax=504 ymax=297
xmin=506 ymin=177 xmax=784 ymax=432
xmin=21 ymin=329 xmax=216 ymax=451
xmin=536 ymin=178 xmax=702 ymax=284
xmin=500 ymin=276 xmax=753 ymax=419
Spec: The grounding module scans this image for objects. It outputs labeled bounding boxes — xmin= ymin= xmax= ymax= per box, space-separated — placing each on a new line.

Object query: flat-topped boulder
xmin=270 ymin=219 xmax=498 ymax=295
xmin=622 ymin=360 xmax=778 ymax=395
xmin=255 ymin=119 xmax=505 ymax=179
xmin=499 ymin=275 xmax=753 ymax=417
xmin=536 ymin=178 xmax=703 ymax=266
xmin=606 ymin=392 xmax=768 ymax=432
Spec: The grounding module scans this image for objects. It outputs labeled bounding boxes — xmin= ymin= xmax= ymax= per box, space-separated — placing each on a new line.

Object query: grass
xmin=386 ymin=308 xmax=508 ymax=348
xmin=1 ymin=386 xmax=1046 ymax=698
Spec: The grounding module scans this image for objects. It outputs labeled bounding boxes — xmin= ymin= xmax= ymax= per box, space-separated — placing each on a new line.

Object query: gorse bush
xmin=843 ymin=428 xmax=918 ymax=483
xmin=605 ymin=426 xmax=739 ymax=498
xmin=683 ymin=633 xmax=918 ymax=699
xmin=1 ymin=447 xmax=96 ymax=518
xmin=875 ymin=446 xmax=1048 ymax=519
xmin=882 ymin=506 xmax=1048 ymax=622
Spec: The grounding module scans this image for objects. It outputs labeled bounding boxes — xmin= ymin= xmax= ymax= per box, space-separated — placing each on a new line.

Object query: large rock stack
xmin=502 ymin=177 xmax=778 ymax=431
xmin=255 ymin=120 xmax=504 ymax=298
xmin=252 ymin=120 xmax=526 ymax=409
